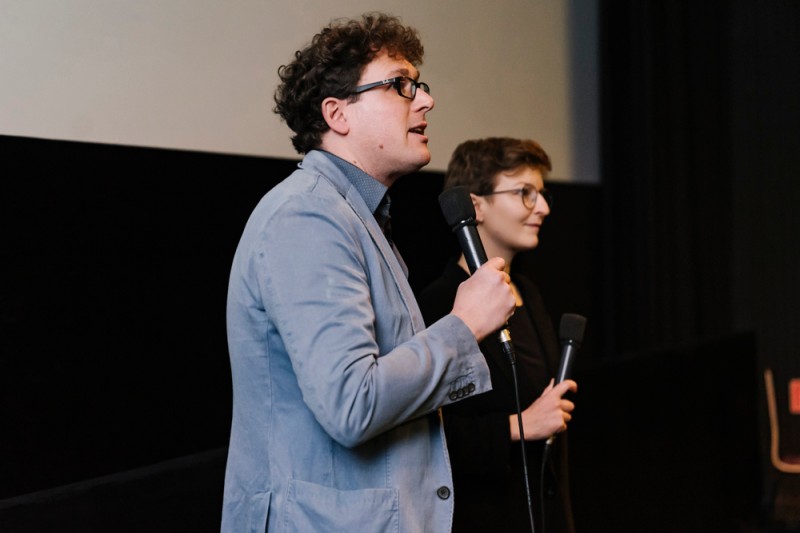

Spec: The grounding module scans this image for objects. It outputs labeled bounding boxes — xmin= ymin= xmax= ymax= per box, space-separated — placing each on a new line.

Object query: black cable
xmin=540 ymin=439 xmax=553 ymax=533
xmin=504 ymin=341 xmax=536 ymax=533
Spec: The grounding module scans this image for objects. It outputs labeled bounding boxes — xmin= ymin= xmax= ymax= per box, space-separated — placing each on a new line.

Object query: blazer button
xmin=448 ymin=392 xmax=458 ymax=401
xmin=467 ymin=382 xmax=476 ymax=393
xmin=436 ymin=486 xmax=451 ymax=500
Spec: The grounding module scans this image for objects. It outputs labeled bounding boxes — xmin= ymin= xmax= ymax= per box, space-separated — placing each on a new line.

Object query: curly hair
xmin=274 ymin=13 xmax=425 ymax=154
xmin=444 ymin=137 xmax=552 ymax=195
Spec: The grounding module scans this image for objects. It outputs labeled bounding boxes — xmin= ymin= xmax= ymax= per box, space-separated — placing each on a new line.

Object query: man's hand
xmin=450 ymin=257 xmax=516 ymax=342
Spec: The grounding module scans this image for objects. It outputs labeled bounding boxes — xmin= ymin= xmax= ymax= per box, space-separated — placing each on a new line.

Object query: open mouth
xmin=409 ymin=126 xmax=426 ymax=135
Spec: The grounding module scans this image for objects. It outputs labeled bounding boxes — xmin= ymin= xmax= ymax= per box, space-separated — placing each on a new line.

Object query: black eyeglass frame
xmin=351 ymin=76 xmax=430 ymax=100
xmin=480 ymin=186 xmax=553 ymax=210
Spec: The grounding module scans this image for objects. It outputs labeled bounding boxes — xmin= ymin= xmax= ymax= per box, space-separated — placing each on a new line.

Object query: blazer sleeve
xmin=241 ymin=191 xmax=490 ymax=448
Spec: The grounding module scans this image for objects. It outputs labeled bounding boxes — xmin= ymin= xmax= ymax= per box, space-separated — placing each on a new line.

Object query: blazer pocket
xmin=284 ymin=478 xmax=399 ymax=533
xmin=248 ymin=491 xmax=272 ymax=533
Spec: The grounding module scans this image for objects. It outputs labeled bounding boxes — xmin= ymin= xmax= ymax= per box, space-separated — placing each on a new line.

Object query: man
xmin=222 ymin=13 xmax=515 ymax=532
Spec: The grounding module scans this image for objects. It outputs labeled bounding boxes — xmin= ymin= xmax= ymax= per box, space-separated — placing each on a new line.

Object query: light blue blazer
xmin=221 ymin=151 xmax=491 ymax=532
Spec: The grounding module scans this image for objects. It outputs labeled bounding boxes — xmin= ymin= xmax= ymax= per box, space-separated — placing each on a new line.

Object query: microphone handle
xmin=454 ymin=223 xmax=516 ymax=363
xmin=455 ymin=223 xmax=488 ymax=274
xmin=547 ymin=341 xmax=580 ymax=446
xmin=554 ymin=342 xmax=578 ymax=384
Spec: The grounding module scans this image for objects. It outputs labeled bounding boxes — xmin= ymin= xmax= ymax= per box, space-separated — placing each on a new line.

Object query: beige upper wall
xmin=0 ymin=0 xmax=598 ymax=182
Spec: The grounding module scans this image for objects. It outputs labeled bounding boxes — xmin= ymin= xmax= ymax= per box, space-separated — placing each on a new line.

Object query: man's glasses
xmin=352 ymin=76 xmax=431 ymax=100
xmin=480 ymin=185 xmax=553 ymax=210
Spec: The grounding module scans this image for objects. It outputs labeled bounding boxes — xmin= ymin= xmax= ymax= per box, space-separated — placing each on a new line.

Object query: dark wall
xmin=599 ymin=1 xmax=800 ymax=502
xmin=600 ymin=0 xmax=800 ymax=362
xmin=570 ymin=333 xmax=761 ymax=532
xmin=0 ymin=134 xmax=604 ymax=501
xmin=2 ymin=135 xmax=764 ymax=533
xmin=1 ymin=137 xmax=284 ymax=498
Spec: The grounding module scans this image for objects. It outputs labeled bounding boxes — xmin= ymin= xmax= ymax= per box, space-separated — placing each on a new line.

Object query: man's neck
xmin=319 ymin=143 xmax=399 ymax=187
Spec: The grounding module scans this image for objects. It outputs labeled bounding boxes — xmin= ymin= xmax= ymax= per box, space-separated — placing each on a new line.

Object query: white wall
xmin=0 ymin=0 xmax=598 ymax=182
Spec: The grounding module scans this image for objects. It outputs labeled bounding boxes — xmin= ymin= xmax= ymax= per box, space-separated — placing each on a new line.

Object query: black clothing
xmin=418 ymin=258 xmax=575 ymax=533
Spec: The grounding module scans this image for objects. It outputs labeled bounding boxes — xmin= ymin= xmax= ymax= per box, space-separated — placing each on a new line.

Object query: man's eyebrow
xmin=389 ymin=67 xmax=420 ymax=80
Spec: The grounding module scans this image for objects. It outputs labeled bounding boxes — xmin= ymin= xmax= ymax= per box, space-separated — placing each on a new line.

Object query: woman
xmin=418 ymin=137 xmax=577 ymax=533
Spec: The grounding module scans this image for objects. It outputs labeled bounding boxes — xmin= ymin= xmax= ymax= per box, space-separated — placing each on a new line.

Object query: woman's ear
xmin=470 ymin=193 xmax=486 ymax=223
xmin=321 ymin=97 xmax=349 ymax=135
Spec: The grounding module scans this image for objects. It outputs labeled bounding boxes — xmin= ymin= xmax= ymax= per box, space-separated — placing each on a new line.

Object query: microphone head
xmin=559 ymin=313 xmax=587 ymax=346
xmin=438 ymin=186 xmax=476 ymax=230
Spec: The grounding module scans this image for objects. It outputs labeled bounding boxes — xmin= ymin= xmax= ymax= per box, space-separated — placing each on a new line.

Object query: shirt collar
xmin=320 ymin=150 xmax=388 ymax=214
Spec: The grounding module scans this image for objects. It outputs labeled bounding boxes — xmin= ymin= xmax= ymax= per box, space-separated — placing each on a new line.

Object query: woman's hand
xmin=509 ymin=379 xmax=577 ymax=441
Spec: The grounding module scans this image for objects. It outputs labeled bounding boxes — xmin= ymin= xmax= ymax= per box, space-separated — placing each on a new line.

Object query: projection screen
xmin=0 ymin=0 xmax=598 ymax=182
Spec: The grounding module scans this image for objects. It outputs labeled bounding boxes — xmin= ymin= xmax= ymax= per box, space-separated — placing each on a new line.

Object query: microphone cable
xmin=540 ymin=433 xmax=554 ymax=533
xmin=505 ymin=340 xmax=537 ymax=533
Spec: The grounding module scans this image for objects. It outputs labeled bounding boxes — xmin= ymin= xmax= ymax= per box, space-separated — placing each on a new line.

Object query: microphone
xmin=554 ymin=313 xmax=587 ymax=384
xmin=547 ymin=313 xmax=587 ymax=445
xmin=438 ymin=186 xmax=514 ymax=363
xmin=438 ymin=186 xmax=487 ymax=273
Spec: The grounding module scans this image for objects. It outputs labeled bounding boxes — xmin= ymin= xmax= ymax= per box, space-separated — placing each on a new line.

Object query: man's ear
xmin=470 ymin=193 xmax=486 ymax=223
xmin=321 ymin=97 xmax=349 ymax=135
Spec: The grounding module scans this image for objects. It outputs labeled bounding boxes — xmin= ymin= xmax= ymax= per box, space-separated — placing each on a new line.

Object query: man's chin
xmin=405 ymin=153 xmax=431 ymax=173
xmin=415 ymin=150 xmax=432 ymax=169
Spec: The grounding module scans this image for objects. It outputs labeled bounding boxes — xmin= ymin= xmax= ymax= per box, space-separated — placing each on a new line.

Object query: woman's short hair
xmin=444 ymin=137 xmax=552 ymax=194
